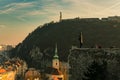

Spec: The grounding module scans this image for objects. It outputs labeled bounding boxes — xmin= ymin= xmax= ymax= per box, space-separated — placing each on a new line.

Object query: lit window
xmin=36 ymin=78 xmax=39 ymax=80
xmin=27 ymin=78 xmax=30 ymax=80
xmin=34 ymin=78 xmax=39 ymax=80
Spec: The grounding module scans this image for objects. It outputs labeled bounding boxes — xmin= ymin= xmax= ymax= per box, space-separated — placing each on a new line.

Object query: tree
xmin=82 ymin=60 xmax=107 ymax=80
xmin=29 ymin=47 xmax=43 ymax=68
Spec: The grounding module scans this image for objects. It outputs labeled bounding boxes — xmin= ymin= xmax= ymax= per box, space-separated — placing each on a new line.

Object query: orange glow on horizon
xmin=0 ymin=46 xmax=2 ymax=50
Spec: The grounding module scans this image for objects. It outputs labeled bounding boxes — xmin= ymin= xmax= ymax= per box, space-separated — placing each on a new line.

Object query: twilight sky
xmin=0 ymin=0 xmax=120 ymax=45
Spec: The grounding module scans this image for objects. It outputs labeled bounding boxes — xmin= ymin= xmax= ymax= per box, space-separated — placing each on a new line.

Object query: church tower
xmin=52 ymin=44 xmax=59 ymax=69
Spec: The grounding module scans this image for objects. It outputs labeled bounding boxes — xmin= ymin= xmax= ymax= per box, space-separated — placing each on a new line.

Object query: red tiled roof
xmin=0 ymin=69 xmax=6 ymax=73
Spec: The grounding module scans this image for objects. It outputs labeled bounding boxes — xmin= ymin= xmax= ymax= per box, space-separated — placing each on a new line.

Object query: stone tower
xmin=60 ymin=12 xmax=62 ymax=22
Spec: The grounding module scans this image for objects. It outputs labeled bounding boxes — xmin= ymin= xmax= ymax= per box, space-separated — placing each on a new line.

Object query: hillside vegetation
xmin=69 ymin=48 xmax=120 ymax=80
xmin=11 ymin=18 xmax=120 ymax=68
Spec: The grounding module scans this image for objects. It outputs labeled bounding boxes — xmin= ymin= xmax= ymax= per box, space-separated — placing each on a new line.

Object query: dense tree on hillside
xmin=29 ymin=47 xmax=43 ymax=68
xmin=82 ymin=60 xmax=107 ymax=80
xmin=11 ymin=18 xmax=120 ymax=69
xmin=69 ymin=49 xmax=93 ymax=80
xmin=69 ymin=48 xmax=120 ymax=80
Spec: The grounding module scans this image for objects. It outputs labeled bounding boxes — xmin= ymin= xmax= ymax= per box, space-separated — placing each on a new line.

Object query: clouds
xmin=61 ymin=0 xmax=120 ymax=18
xmin=0 ymin=0 xmax=120 ymax=23
xmin=93 ymin=0 xmax=120 ymax=17
xmin=1 ymin=0 xmax=120 ymax=23
xmin=0 ymin=0 xmax=120 ymax=18
xmin=0 ymin=24 xmax=6 ymax=29
xmin=5 ymin=2 xmax=34 ymax=8
xmin=1 ymin=0 xmax=120 ymax=45
xmin=27 ymin=10 xmax=46 ymax=16
xmin=0 ymin=2 xmax=35 ymax=14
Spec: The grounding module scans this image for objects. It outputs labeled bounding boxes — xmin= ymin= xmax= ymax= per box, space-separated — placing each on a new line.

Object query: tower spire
xmin=54 ymin=43 xmax=59 ymax=59
xmin=53 ymin=43 xmax=59 ymax=69
xmin=79 ymin=32 xmax=83 ymax=48
xmin=59 ymin=12 xmax=62 ymax=22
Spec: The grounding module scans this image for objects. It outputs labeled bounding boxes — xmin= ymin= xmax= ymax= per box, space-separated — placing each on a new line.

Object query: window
xmin=27 ymin=78 xmax=30 ymax=80
xmin=34 ymin=78 xmax=39 ymax=80
xmin=58 ymin=78 xmax=62 ymax=80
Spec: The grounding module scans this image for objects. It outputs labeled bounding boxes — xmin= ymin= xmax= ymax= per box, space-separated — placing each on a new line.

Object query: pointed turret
xmin=53 ymin=44 xmax=59 ymax=59
xmin=53 ymin=44 xmax=59 ymax=69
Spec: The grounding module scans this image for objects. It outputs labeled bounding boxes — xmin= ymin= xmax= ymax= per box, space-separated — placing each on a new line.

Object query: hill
xmin=11 ymin=17 xmax=120 ymax=68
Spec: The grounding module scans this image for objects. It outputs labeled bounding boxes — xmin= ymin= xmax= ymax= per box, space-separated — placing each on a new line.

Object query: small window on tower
xmin=56 ymin=63 xmax=57 ymax=65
